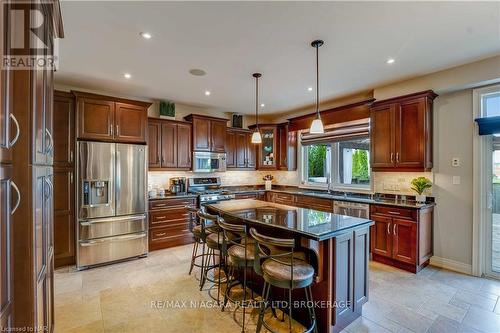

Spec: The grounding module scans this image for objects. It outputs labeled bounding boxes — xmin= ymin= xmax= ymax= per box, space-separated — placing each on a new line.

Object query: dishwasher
xmin=333 ymin=200 xmax=370 ymax=218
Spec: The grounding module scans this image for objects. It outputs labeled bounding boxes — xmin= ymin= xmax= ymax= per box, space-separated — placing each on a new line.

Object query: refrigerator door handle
xmin=80 ymin=214 xmax=147 ymax=226
xmin=80 ymin=232 xmax=147 ymax=246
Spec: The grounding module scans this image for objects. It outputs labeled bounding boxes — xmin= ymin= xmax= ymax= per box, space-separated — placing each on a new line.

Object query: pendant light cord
xmin=315 ymin=43 xmax=320 ymax=119
xmin=256 ymin=75 xmax=259 ymax=130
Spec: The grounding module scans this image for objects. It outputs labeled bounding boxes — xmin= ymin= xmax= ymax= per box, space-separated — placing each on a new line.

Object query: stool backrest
xmin=249 ymin=228 xmax=296 ymax=281
xmin=197 ymin=211 xmax=220 ymax=236
xmin=218 ymin=218 xmax=248 ymax=257
xmin=186 ymin=205 xmax=199 ymax=232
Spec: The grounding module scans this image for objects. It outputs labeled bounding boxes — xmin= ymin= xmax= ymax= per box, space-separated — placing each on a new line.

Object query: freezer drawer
xmin=77 ymin=232 xmax=147 ymax=268
xmin=78 ymin=214 xmax=147 ymax=240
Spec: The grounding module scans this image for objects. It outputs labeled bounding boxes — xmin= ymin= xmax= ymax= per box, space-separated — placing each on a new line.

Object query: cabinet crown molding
xmin=71 ymin=90 xmax=152 ymax=108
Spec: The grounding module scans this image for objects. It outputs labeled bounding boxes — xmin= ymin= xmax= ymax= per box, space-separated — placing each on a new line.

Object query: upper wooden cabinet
xmin=74 ymin=91 xmax=151 ymax=143
xmin=248 ymin=123 xmax=297 ymax=171
xmin=370 ymin=90 xmax=436 ymax=172
xmin=147 ymin=118 xmax=192 ymax=170
xmin=53 ymin=91 xmax=75 ymax=168
xmin=185 ymin=114 xmax=227 ymax=153
xmin=225 ymin=128 xmax=256 ymax=170
xmin=277 ymin=123 xmax=297 ymax=171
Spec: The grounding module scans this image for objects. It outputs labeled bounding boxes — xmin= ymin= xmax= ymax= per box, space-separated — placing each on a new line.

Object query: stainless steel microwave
xmin=192 ymin=152 xmax=227 ymax=173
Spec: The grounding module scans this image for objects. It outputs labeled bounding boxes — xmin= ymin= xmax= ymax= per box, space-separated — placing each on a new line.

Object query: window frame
xmin=300 ymin=136 xmax=373 ymax=193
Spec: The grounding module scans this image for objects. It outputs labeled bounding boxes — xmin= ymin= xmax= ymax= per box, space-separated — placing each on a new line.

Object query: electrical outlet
xmin=452 ymin=158 xmax=460 ymax=167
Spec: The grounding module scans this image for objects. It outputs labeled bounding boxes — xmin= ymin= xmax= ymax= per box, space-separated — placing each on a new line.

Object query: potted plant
xmin=263 ymin=174 xmax=274 ymax=191
xmin=410 ymin=177 xmax=432 ymax=203
xmin=159 ymin=101 xmax=175 ymax=119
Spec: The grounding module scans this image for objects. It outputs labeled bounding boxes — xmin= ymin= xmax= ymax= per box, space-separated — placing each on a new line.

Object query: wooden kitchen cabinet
xmin=148 ymin=197 xmax=197 ymax=250
xmin=74 ymin=91 xmax=151 ymax=143
xmin=370 ymin=204 xmax=433 ymax=273
xmin=277 ymin=123 xmax=297 ymax=171
xmin=370 ymin=90 xmax=436 ymax=171
xmin=53 ymin=91 xmax=76 ymax=267
xmin=226 ymin=128 xmax=256 ymax=170
xmin=185 ymin=114 xmax=227 ymax=153
xmin=147 ymin=118 xmax=192 ymax=170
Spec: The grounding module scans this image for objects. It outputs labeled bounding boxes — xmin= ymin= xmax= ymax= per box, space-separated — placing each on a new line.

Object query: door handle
xmin=70 ymin=172 xmax=74 ymax=184
xmin=116 ymin=125 xmax=119 ymax=136
xmin=393 ymin=224 xmax=397 ymax=235
xmin=110 ymin=124 xmax=114 ymax=136
xmin=390 ymin=153 xmax=394 ymax=163
xmin=10 ymin=181 xmax=21 ymax=214
xmin=386 ymin=222 xmax=390 ymax=235
xmin=70 ymin=150 xmax=74 ymax=163
xmin=396 ymin=152 xmax=400 ymax=163
xmin=80 ymin=232 xmax=147 ymax=245
xmin=44 ymin=177 xmax=53 ymax=199
xmin=9 ymin=113 xmax=20 ymax=148
xmin=45 ymin=129 xmax=54 ymax=154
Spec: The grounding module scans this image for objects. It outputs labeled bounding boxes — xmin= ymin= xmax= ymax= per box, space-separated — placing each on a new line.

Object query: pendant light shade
xmin=251 ymin=131 xmax=262 ymax=144
xmin=251 ymin=73 xmax=262 ymax=144
xmin=309 ymin=39 xmax=324 ymax=134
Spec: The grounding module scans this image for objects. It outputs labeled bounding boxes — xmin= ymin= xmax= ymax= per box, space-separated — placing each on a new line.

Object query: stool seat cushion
xmin=227 ymin=244 xmax=255 ymax=266
xmin=206 ymin=232 xmax=236 ymax=249
xmin=262 ymin=257 xmax=314 ymax=288
xmin=192 ymin=225 xmax=213 ymax=238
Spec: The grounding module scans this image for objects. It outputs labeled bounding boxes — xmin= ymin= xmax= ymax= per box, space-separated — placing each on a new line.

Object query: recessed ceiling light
xmin=189 ymin=69 xmax=206 ymax=76
xmin=260 ymin=103 xmax=265 ymax=108
xmin=124 ymin=73 xmax=132 ymax=79
xmin=308 ymin=87 xmax=313 ymax=91
xmin=386 ymin=58 xmax=395 ymax=64
xmin=140 ymin=32 xmax=152 ymax=39
xmin=205 ymin=90 xmax=211 ymax=96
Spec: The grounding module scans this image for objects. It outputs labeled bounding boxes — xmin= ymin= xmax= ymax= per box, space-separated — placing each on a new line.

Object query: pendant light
xmin=251 ymin=73 xmax=263 ymax=144
xmin=309 ymin=39 xmax=325 ymax=134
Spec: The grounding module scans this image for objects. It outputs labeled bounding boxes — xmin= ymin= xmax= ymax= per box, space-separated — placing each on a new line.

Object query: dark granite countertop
xmin=206 ymin=199 xmax=374 ymax=241
xmin=148 ymin=193 xmax=198 ymax=200
xmin=222 ymin=185 xmax=434 ymax=209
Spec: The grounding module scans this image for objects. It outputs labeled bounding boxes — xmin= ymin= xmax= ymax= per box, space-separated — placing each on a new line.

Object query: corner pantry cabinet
xmin=370 ymin=90 xmax=437 ymax=172
xmin=74 ymin=91 xmax=151 ymax=143
xmin=6 ymin=1 xmax=64 ymax=332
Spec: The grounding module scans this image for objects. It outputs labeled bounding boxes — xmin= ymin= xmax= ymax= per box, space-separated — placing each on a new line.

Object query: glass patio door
xmin=489 ymin=138 xmax=500 ymax=277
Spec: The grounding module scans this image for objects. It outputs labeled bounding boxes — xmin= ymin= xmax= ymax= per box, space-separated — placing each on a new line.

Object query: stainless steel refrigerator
xmin=76 ymin=141 xmax=148 ymax=269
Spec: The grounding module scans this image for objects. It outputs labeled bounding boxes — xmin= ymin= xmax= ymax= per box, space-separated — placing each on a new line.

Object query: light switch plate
xmin=452 ymin=176 xmax=461 ymax=185
xmin=452 ymin=158 xmax=460 ymax=167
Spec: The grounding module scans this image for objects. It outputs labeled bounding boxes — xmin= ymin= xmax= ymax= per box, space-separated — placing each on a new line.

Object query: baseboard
xmin=429 ymin=256 xmax=472 ymax=275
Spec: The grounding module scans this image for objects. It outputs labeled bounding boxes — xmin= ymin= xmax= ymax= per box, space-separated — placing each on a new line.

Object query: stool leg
xmin=200 ymin=247 xmax=210 ymax=291
xmin=256 ymin=282 xmax=270 ymax=333
xmin=217 ymin=249 xmax=221 ymax=304
xmin=305 ymin=285 xmax=318 ymax=333
xmin=188 ymin=240 xmax=199 ymax=275
xmin=241 ymin=265 xmax=247 ymax=333
xmin=288 ymin=288 xmax=292 ymax=332
xmin=221 ymin=265 xmax=234 ymax=312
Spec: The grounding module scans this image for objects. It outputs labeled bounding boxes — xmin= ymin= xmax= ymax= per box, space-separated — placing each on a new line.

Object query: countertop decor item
xmin=159 ymin=100 xmax=175 ymax=119
xmin=411 ymin=177 xmax=432 ymax=203
xmin=263 ymin=174 xmax=274 ymax=190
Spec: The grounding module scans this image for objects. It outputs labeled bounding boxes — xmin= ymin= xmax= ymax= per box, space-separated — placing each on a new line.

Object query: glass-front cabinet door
xmin=258 ymin=126 xmax=277 ymax=169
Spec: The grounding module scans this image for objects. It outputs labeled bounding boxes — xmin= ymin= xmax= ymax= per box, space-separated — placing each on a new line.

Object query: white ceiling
xmin=56 ymin=1 xmax=500 ymax=114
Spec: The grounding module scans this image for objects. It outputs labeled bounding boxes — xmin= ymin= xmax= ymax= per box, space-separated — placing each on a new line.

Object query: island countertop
xmin=205 ymin=199 xmax=373 ymax=241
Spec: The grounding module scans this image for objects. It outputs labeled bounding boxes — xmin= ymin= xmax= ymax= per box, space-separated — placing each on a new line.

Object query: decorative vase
xmin=415 ymin=194 xmax=426 ymax=203
xmin=265 ymin=180 xmax=272 ymax=191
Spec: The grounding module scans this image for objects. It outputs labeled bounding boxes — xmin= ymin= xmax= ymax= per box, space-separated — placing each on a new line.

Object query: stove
xmin=188 ymin=177 xmax=235 ymax=204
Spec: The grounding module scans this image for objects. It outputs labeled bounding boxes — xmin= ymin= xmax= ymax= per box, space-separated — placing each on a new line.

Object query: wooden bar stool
xmin=250 ymin=228 xmax=318 ymax=333
xmin=198 ymin=211 xmax=229 ymax=302
xmin=187 ymin=205 xmax=211 ymax=278
xmin=218 ymin=218 xmax=258 ymax=332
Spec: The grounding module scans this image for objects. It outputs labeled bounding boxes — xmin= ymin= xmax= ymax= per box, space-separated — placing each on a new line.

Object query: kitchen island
xmin=205 ymin=199 xmax=374 ymax=333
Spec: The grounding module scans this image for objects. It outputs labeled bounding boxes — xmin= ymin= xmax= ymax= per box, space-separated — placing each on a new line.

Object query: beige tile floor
xmin=55 ymin=245 xmax=500 ymax=333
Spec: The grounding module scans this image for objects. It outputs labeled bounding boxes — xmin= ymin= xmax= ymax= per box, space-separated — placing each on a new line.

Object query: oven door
xmin=193 ymin=152 xmax=226 ymax=172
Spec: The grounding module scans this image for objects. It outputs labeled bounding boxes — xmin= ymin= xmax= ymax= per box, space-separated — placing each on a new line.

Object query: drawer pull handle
xmin=154 ymin=204 xmax=167 ymax=207
xmin=156 ymin=232 xmax=167 ymax=237
xmin=156 ymin=216 xmax=166 ymax=219
xmin=388 ymin=211 xmax=400 ymax=215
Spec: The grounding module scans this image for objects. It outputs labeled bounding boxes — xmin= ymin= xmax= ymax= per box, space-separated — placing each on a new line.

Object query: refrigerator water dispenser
xmin=83 ymin=180 xmax=110 ymax=206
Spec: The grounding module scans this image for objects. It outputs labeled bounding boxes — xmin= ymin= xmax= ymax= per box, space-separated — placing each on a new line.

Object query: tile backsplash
xmin=148 ymin=170 xmax=300 ymax=189
xmin=149 ymin=170 xmax=433 ymax=196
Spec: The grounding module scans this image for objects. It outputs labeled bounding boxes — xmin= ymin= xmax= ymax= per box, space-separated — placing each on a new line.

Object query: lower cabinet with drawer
xmin=234 ymin=191 xmax=266 ymax=200
xmin=148 ymin=196 xmax=197 ymax=251
xmin=370 ymin=204 xmax=433 ymax=273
